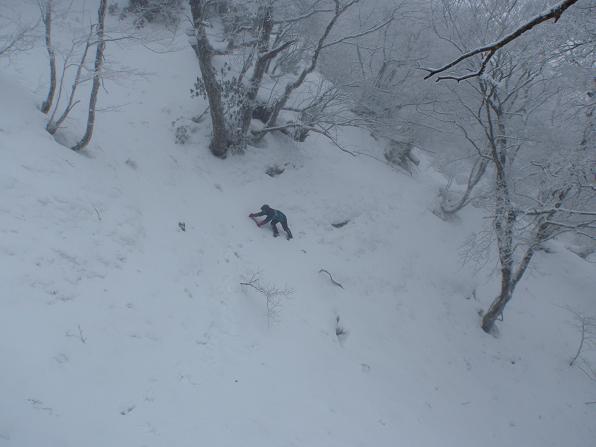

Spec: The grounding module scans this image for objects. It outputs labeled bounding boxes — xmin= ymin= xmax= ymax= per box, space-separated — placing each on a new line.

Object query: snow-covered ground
xmin=1 ymin=4 xmax=595 ymax=446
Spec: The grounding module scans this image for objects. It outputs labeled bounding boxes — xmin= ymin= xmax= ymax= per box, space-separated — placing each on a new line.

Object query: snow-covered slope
xmin=1 ymin=10 xmax=595 ymax=447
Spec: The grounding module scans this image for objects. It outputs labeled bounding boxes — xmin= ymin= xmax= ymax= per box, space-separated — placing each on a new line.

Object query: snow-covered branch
xmin=321 ymin=12 xmax=395 ymax=50
xmin=423 ymin=0 xmax=579 ymax=82
xmin=257 ymin=122 xmax=356 ymax=156
xmin=525 ymin=208 xmax=596 ymax=217
xmin=273 ymin=8 xmax=334 ymax=24
xmin=0 ymin=11 xmax=38 ymax=57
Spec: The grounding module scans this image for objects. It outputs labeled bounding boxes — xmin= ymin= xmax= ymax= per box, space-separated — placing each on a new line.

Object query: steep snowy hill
xmin=1 ymin=5 xmax=595 ymax=447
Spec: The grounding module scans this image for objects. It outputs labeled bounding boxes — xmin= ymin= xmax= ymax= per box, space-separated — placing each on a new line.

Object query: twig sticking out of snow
xmin=335 ymin=315 xmax=349 ymax=345
xmin=66 ymin=325 xmax=87 ymax=344
xmin=319 ymin=269 xmax=344 ymax=289
xmin=93 ymin=206 xmax=102 ymax=221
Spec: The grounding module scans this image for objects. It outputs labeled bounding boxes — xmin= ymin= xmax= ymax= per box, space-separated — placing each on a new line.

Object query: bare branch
xmin=321 ymin=13 xmax=395 ymax=50
xmin=241 ymin=273 xmax=293 ymax=327
xmin=0 ymin=15 xmax=38 ymax=57
xmin=259 ymin=39 xmax=296 ymax=62
xmin=423 ymin=0 xmax=579 ymax=82
xmin=525 ymin=208 xmax=596 ymax=217
xmin=47 ymin=26 xmax=94 ymax=135
xmin=319 ymin=269 xmax=344 ymax=289
xmin=256 ymin=122 xmax=357 ymax=156
xmin=273 ymin=8 xmax=334 ymax=24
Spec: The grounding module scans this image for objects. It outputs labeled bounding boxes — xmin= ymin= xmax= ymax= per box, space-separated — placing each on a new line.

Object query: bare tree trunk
xmin=189 ymin=0 xmax=229 ymax=158
xmin=482 ymin=277 xmax=513 ymax=333
xmin=481 ymin=105 xmax=517 ymax=333
xmin=579 ymin=90 xmax=594 ymax=152
xmin=47 ymin=27 xmax=94 ymax=135
xmin=263 ymin=1 xmax=349 ymax=129
xmin=40 ymin=0 xmax=56 ymax=114
xmin=71 ymin=0 xmax=107 ymax=151
xmin=237 ymin=7 xmax=296 ymax=142
xmin=237 ymin=5 xmax=273 ymax=142
xmin=481 ymin=184 xmax=518 ymax=332
xmin=482 ymin=170 xmax=574 ymax=332
xmin=482 ymin=174 xmax=516 ymax=332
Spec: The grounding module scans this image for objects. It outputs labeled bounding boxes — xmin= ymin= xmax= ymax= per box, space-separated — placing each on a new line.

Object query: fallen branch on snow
xmin=319 ymin=269 xmax=344 ymax=289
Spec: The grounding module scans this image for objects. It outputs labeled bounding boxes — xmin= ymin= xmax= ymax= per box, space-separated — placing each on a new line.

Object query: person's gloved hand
xmin=249 ymin=213 xmax=255 ymax=217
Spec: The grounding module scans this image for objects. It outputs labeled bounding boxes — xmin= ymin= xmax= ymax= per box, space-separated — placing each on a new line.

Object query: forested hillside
xmin=1 ymin=1 xmax=594 ymax=446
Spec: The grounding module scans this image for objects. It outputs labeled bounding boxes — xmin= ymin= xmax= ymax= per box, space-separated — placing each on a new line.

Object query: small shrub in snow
xmin=171 ymin=116 xmax=202 ymax=145
xmin=175 ymin=125 xmax=189 ymax=144
xmin=335 ymin=315 xmax=349 ymax=344
xmin=240 ymin=272 xmax=293 ymax=327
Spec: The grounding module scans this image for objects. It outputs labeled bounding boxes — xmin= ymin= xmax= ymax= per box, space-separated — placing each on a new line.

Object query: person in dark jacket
xmin=249 ymin=204 xmax=293 ymax=240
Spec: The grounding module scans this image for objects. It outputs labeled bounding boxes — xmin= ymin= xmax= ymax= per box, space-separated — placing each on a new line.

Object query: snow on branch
xmin=273 ymin=8 xmax=335 ymax=24
xmin=321 ymin=12 xmax=396 ymax=50
xmin=260 ymin=39 xmax=296 ymax=62
xmin=423 ymin=0 xmax=579 ymax=82
xmin=0 ymin=17 xmax=38 ymax=57
xmin=256 ymin=122 xmax=357 ymax=156
xmin=525 ymin=208 xmax=596 ymax=217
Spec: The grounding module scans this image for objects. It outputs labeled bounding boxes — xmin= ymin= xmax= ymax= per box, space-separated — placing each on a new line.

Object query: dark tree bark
xmin=189 ymin=0 xmax=229 ymax=158
xmin=72 ymin=0 xmax=108 ymax=151
xmin=480 ymin=96 xmax=517 ymax=333
xmin=264 ymin=1 xmax=348 ymax=129
xmin=47 ymin=26 xmax=94 ymax=135
xmin=40 ymin=0 xmax=56 ymax=114
xmin=237 ymin=5 xmax=273 ymax=143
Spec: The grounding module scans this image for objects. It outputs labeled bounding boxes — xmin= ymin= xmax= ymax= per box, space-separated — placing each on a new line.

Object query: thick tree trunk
xmin=482 ymin=106 xmax=518 ymax=333
xmin=482 ymin=191 xmax=516 ymax=333
xmin=482 ymin=241 xmax=537 ymax=333
xmin=189 ymin=0 xmax=229 ymax=158
xmin=238 ymin=5 xmax=273 ymax=140
xmin=482 ymin=206 xmax=515 ymax=333
xmin=71 ymin=0 xmax=107 ymax=151
xmin=481 ymin=183 xmax=568 ymax=333
xmin=41 ymin=0 xmax=56 ymax=114
xmin=482 ymin=280 xmax=513 ymax=333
